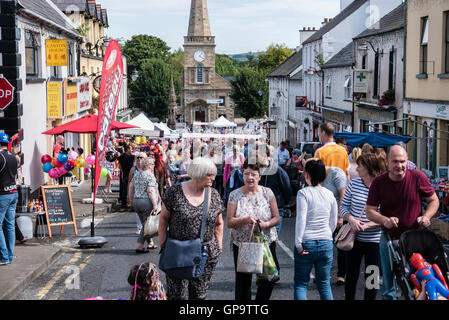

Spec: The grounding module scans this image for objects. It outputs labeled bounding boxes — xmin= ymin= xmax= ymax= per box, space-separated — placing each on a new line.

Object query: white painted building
xmin=301 ymin=0 xmax=403 ymax=139
xmin=17 ymin=0 xmax=83 ymax=192
xmin=267 ymin=50 xmax=304 ymax=146
xmin=352 ymin=3 xmax=405 ymax=134
xmin=321 ymin=42 xmax=354 ymax=132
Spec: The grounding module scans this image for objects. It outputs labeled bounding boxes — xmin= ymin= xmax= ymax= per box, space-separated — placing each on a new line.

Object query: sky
xmin=102 ymin=0 xmax=341 ymax=55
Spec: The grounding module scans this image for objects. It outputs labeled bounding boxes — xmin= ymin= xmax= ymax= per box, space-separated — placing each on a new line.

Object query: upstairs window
xmin=325 ymin=76 xmax=332 ymax=97
xmin=388 ymin=48 xmax=396 ymax=90
xmin=219 ymin=96 xmax=225 ymax=107
xmin=344 ymin=75 xmax=352 ymax=100
xmin=361 ymin=52 xmax=367 ymax=70
xmin=445 ymin=11 xmax=449 ymax=73
xmin=25 ymin=31 xmax=39 ymax=77
xmin=421 ymin=17 xmax=429 ymax=74
xmin=373 ymin=52 xmax=380 ymax=97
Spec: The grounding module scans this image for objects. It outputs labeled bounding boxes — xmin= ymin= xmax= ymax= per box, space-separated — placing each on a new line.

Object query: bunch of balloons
xmin=42 ymin=150 xmax=111 ymax=179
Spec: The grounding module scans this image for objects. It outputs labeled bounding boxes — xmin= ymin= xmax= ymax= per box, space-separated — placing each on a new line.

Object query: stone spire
xmin=187 ymin=0 xmax=212 ymax=37
xmin=167 ymin=75 xmax=177 ymax=129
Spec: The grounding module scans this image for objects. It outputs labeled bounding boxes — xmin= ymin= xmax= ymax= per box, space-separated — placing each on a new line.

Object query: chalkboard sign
xmin=41 ymin=185 xmax=78 ymax=237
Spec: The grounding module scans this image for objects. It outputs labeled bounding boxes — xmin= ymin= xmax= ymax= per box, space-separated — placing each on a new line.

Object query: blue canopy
xmin=334 ymin=131 xmax=412 ymax=147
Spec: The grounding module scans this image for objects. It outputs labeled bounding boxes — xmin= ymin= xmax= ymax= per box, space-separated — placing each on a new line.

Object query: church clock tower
xmin=182 ymin=0 xmax=234 ymax=125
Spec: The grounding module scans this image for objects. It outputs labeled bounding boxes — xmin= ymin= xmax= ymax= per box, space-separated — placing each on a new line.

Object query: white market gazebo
xmin=209 ymin=116 xmax=237 ymax=128
xmin=120 ymin=113 xmax=163 ymax=137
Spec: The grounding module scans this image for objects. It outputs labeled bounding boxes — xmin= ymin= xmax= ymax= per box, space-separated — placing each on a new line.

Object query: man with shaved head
xmin=365 ymin=143 xmax=439 ymax=300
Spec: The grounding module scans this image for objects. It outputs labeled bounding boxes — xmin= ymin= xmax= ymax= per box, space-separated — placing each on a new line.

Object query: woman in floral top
xmin=227 ymin=160 xmax=280 ymax=301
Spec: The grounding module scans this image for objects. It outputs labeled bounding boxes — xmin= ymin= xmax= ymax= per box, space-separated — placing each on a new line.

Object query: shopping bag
xmin=144 ymin=210 xmax=160 ymax=238
xmin=236 ymin=223 xmax=264 ymax=274
xmin=253 ymin=232 xmax=279 ymax=281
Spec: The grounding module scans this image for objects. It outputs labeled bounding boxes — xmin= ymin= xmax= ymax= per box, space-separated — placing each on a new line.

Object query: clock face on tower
xmin=194 ymin=50 xmax=206 ymax=62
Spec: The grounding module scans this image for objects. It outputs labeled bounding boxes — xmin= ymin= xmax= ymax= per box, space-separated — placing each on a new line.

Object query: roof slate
xmin=267 ymin=49 xmax=303 ymax=77
xmin=303 ymin=0 xmax=369 ymax=45
xmin=18 ymin=0 xmax=80 ymax=35
xmin=322 ymin=42 xmax=354 ymax=69
xmin=354 ymin=3 xmax=405 ymax=39
xmin=49 ymin=0 xmax=86 ymax=13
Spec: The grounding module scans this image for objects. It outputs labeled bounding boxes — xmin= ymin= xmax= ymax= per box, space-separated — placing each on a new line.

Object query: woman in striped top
xmin=340 ymin=153 xmax=385 ymax=300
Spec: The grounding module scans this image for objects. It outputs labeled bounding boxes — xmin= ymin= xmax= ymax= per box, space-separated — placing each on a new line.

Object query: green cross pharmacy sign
xmin=353 ymin=70 xmax=370 ymax=93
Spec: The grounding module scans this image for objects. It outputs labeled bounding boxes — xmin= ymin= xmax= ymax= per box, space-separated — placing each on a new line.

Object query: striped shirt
xmin=340 ymin=177 xmax=381 ymax=243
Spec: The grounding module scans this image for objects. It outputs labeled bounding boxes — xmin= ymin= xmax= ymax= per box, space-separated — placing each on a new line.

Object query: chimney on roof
xmin=299 ymin=26 xmax=317 ymax=48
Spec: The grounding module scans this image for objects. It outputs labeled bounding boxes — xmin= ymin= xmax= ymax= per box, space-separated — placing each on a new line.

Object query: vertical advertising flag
xmin=93 ymin=40 xmax=124 ymax=207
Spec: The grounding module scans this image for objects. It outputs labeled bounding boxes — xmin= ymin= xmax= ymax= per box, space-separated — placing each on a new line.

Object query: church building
xmin=182 ymin=0 xmax=234 ymax=124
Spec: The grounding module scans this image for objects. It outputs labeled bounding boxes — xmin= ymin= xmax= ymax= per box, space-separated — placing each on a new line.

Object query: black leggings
xmin=232 ymin=242 xmax=278 ymax=301
xmin=344 ymin=240 xmax=380 ymax=300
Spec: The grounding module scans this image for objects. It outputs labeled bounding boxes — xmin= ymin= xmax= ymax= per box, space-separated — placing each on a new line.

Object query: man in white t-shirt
xmin=277 ymin=141 xmax=290 ymax=166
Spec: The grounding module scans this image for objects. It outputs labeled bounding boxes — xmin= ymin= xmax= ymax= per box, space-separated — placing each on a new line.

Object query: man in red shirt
xmin=366 ymin=144 xmax=439 ymax=300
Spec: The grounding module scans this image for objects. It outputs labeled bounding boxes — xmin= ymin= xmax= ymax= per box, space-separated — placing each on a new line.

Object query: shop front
xmin=404 ymin=100 xmax=449 ymax=175
xmin=322 ymin=106 xmax=353 ymax=133
xmin=356 ymin=103 xmax=396 ymax=133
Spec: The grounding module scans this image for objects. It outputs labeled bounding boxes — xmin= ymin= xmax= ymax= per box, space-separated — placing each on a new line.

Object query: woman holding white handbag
xmin=227 ymin=160 xmax=280 ymax=301
xmin=340 ymin=153 xmax=384 ymax=300
xmin=129 ymin=157 xmax=161 ymax=253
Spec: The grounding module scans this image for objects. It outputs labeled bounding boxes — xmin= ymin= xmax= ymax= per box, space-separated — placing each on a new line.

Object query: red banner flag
xmin=93 ymin=40 xmax=124 ymax=207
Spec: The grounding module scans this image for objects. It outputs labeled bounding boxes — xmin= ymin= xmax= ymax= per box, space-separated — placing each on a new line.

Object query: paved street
xmin=17 ymin=210 xmax=367 ymax=300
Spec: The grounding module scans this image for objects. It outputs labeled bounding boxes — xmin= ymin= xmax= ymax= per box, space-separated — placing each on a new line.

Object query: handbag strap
xmin=200 ymin=187 xmax=210 ymax=243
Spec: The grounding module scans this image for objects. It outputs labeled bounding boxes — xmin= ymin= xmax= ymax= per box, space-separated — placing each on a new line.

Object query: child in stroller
xmin=386 ymin=229 xmax=449 ymax=300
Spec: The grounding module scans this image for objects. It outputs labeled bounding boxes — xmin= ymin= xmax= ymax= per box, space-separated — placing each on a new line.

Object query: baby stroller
xmin=387 ymin=229 xmax=449 ymax=300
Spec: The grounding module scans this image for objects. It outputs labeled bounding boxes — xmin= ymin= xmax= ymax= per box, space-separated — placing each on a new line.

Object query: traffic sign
xmin=0 ymin=77 xmax=15 ymax=111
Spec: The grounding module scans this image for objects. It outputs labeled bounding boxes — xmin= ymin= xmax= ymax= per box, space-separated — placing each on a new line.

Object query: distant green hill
xmin=227 ymin=52 xmax=262 ymax=62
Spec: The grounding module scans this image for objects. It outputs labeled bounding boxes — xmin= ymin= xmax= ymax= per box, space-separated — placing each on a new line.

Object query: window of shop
xmin=50 ymin=66 xmax=60 ymax=78
xmin=344 ymin=75 xmax=351 ymax=100
xmin=196 ymin=64 xmax=203 ymax=83
xmin=388 ymin=48 xmax=396 ymax=90
xmin=360 ymin=119 xmax=369 ymax=133
xmin=420 ymin=16 xmax=429 ymax=74
xmin=421 ymin=120 xmax=434 ymax=171
xmin=25 ymin=31 xmax=40 ymax=77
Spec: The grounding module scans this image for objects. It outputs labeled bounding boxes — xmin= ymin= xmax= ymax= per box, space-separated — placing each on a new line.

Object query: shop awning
xmin=334 ymin=131 xmax=412 ymax=147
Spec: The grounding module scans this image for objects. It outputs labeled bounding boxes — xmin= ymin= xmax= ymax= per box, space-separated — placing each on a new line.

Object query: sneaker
xmin=0 ymin=261 xmax=9 ymax=266
xmin=119 ymin=207 xmax=127 ymax=212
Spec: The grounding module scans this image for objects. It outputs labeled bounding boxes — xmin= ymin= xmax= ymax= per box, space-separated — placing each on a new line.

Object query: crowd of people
xmin=102 ymin=123 xmax=440 ymax=301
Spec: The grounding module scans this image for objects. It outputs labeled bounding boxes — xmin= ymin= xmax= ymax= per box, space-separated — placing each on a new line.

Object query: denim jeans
xmin=294 ymin=240 xmax=334 ymax=300
xmin=0 ymin=193 xmax=18 ymax=263
xmin=275 ymin=208 xmax=284 ymax=235
xmin=379 ymin=232 xmax=397 ymax=300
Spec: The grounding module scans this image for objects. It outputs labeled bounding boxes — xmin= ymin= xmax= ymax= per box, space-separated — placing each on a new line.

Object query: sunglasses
xmin=137 ymin=157 xmax=144 ymax=159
